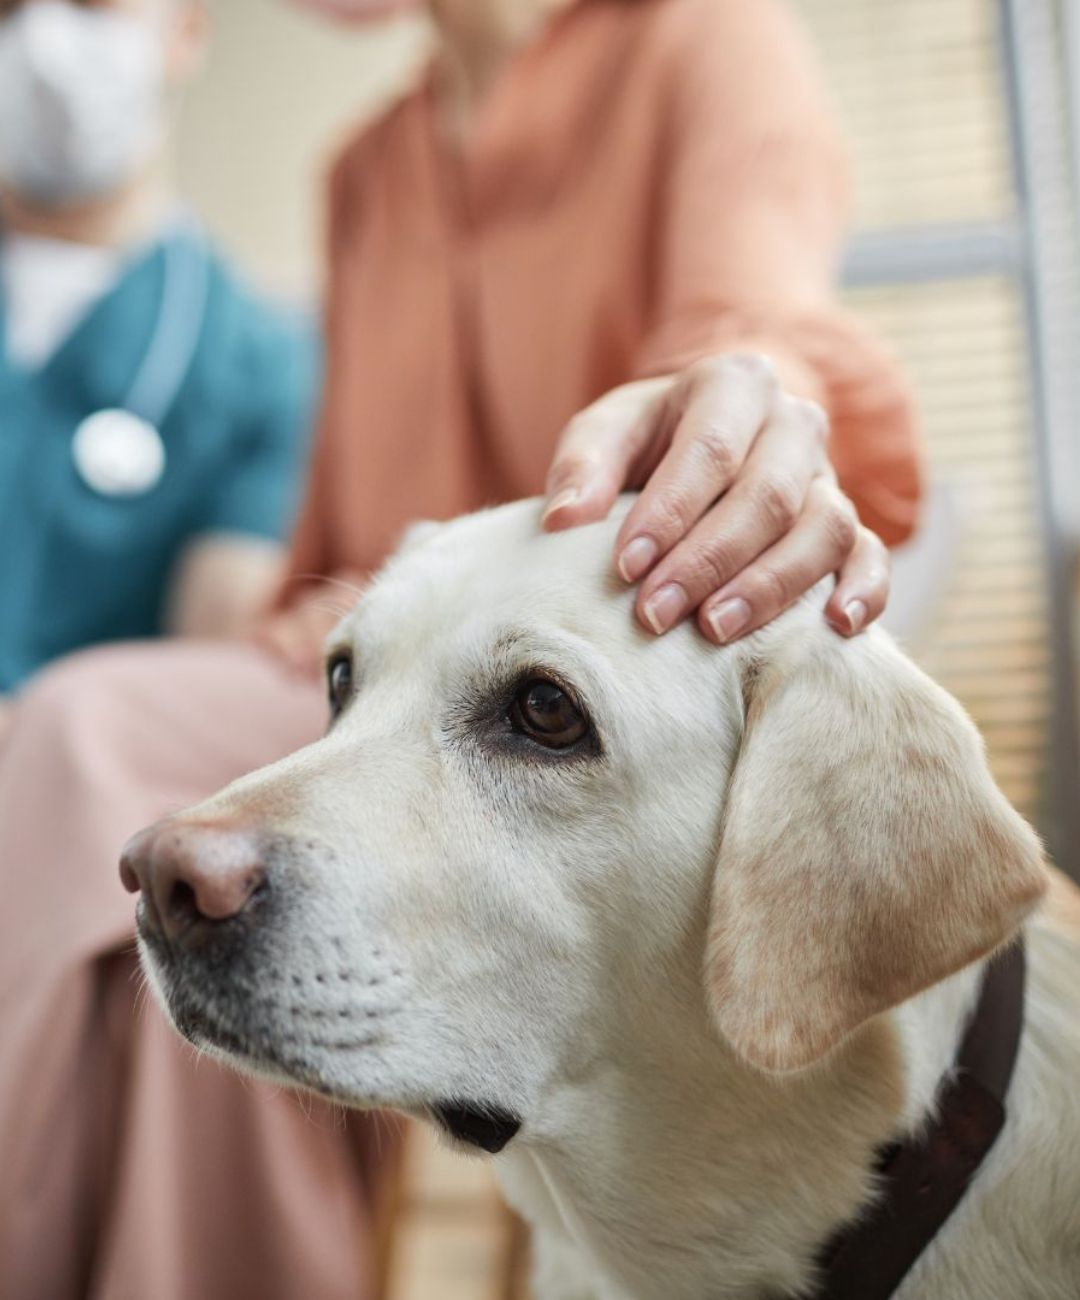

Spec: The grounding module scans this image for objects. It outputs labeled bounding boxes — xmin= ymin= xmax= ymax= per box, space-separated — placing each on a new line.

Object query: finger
xmin=295 ymin=609 xmax=333 ymax=678
xmin=254 ymin=609 xmax=323 ymax=678
xmin=542 ymin=377 xmax=671 ymax=530
xmin=251 ymin=615 xmax=288 ymax=660
xmin=825 ymin=525 xmax=891 ymax=636
xmin=696 ymin=479 xmax=860 ymax=644
xmin=634 ymin=396 xmax=828 ymax=634
xmin=614 ymin=353 xmax=780 ymax=581
xmin=270 ymin=627 xmax=312 ymax=676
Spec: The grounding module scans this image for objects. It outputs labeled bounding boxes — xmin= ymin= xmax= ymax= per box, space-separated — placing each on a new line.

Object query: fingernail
xmin=618 ymin=536 xmax=658 ymax=583
xmin=642 ymin=583 xmax=686 ymax=635
xmin=543 ymin=487 xmax=579 ymax=522
xmin=843 ymin=598 xmax=867 ymax=634
xmin=705 ymin=597 xmax=751 ymax=644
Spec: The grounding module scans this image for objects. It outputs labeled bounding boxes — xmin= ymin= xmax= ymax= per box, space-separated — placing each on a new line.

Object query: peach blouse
xmin=285 ymin=0 xmax=922 ymax=595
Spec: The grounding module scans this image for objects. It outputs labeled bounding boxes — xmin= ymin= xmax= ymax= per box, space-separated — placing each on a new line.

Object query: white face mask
xmin=0 ymin=2 xmax=165 ymax=208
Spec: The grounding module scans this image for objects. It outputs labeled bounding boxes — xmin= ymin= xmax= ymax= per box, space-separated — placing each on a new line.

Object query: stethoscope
xmin=70 ymin=216 xmax=211 ymax=497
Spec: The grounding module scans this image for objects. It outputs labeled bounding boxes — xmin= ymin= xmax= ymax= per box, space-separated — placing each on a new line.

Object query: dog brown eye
xmin=327 ymin=654 xmax=353 ymax=718
xmin=511 ymin=679 xmax=588 ymax=749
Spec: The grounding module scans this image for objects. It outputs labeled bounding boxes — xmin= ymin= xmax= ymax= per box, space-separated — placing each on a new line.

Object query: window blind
xmin=795 ymin=0 xmax=1080 ymax=839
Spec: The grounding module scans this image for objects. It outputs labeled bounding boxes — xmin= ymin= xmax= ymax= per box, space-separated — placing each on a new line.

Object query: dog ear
xmin=706 ymin=621 xmax=1048 ymax=1073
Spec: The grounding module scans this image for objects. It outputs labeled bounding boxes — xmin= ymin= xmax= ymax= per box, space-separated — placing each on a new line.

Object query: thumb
xmin=542 ymin=378 xmax=670 ymax=532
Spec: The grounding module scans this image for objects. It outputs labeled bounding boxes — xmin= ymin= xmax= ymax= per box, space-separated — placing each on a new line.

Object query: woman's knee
xmin=16 ymin=642 xmax=148 ymax=722
xmin=6 ymin=643 xmax=183 ymax=781
xmin=6 ymin=638 xmax=322 ymax=808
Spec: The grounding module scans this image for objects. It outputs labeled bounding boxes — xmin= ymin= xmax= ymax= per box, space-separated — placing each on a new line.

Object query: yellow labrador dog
xmin=123 ymin=499 xmax=1080 ymax=1300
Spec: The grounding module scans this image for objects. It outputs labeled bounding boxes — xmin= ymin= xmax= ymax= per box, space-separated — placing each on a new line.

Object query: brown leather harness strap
xmin=812 ymin=940 xmax=1027 ymax=1300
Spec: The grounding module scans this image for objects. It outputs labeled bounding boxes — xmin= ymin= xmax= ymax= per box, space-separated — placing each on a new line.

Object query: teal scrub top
xmin=0 ymin=224 xmax=317 ymax=692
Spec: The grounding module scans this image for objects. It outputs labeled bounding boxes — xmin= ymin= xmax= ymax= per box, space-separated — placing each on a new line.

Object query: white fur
xmin=138 ymin=498 xmax=1080 ymax=1299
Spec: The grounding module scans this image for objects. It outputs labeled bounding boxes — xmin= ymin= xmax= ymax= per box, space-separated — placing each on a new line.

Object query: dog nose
xmin=120 ymin=820 xmax=268 ymax=943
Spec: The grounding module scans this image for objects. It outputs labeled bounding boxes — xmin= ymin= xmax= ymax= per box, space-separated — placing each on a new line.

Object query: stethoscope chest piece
xmin=72 ymin=408 xmax=166 ymax=497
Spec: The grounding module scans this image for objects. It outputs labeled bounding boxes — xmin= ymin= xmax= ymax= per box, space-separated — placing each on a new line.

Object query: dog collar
xmin=813 ymin=939 xmax=1027 ymax=1299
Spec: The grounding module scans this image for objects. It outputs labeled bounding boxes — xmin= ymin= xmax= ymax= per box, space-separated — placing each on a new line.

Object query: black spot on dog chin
xmin=431 ymin=1100 xmax=521 ymax=1153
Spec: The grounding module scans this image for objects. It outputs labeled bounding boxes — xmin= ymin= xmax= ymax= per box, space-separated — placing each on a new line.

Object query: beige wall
xmin=175 ymin=1 xmax=428 ymax=301
xmin=176 ymin=0 xmax=1016 ymax=300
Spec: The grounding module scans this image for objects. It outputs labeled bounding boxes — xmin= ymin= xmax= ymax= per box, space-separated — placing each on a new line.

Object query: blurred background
xmin=176 ymin=2 xmax=426 ymax=298
xmin=0 ymin=0 xmax=1074 ymax=1296
xmin=170 ymin=1 xmax=1080 ymax=1295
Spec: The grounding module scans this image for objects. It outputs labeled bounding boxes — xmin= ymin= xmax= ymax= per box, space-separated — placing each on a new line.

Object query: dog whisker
xmin=303 ymin=573 xmax=366 ymax=602
xmin=308 ymin=600 xmax=353 ymax=620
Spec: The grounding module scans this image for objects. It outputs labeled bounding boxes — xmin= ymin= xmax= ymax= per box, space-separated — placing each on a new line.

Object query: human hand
xmin=252 ymin=574 xmax=364 ymax=678
xmin=542 ymin=353 xmax=889 ymax=643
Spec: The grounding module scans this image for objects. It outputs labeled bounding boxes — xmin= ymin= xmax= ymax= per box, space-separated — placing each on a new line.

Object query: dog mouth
xmin=429 ymin=1101 xmax=522 ymax=1152
xmin=162 ymin=979 xmax=384 ymax=1093
xmin=137 ymin=914 xmax=525 ymax=1150
xmin=137 ymin=918 xmax=386 ymax=1101
xmin=159 ymin=980 xmax=524 ymax=1150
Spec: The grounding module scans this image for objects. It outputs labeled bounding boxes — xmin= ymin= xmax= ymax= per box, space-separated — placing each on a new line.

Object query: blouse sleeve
xmin=636 ymin=0 xmax=923 ymax=546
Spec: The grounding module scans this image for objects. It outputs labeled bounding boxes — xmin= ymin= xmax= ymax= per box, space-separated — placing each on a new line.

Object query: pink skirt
xmin=0 ymin=641 xmax=397 ymax=1300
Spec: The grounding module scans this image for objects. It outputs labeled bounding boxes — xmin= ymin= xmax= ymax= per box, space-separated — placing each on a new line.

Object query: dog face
xmin=126 ymin=499 xmax=1046 ymax=1152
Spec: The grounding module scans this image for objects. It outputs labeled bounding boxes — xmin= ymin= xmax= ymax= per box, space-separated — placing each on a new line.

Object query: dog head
xmin=123 ymin=498 xmax=1046 ymax=1151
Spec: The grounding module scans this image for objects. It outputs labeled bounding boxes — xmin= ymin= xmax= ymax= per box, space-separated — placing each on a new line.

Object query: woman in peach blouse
xmin=0 ymin=0 xmax=920 ymax=1297
xmin=268 ymin=0 xmax=919 ymax=669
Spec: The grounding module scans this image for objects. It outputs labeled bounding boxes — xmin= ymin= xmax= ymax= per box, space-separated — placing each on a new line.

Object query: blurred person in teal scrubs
xmin=0 ymin=0 xmax=316 ymax=733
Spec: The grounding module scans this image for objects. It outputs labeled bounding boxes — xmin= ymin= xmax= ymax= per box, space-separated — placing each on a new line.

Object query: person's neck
xmin=429 ymin=0 xmax=560 ymax=138
xmin=0 ymin=158 xmax=173 ymax=251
